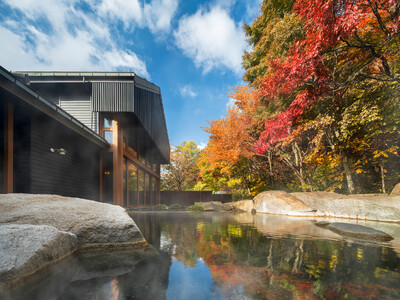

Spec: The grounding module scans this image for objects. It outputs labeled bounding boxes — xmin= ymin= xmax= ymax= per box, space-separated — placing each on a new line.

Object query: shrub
xmin=155 ymin=204 xmax=168 ymax=210
xmin=170 ymin=203 xmax=182 ymax=210
xmin=187 ymin=204 xmax=204 ymax=212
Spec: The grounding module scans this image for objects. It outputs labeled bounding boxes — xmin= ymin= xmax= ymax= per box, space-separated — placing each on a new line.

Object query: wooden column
xmin=4 ymin=103 xmax=13 ymax=193
xmin=112 ymin=117 xmax=124 ymax=206
xmin=99 ymin=151 xmax=103 ymax=202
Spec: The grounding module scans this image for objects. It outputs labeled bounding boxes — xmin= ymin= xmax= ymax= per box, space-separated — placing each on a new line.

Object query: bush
xmin=187 ymin=204 xmax=204 ymax=212
xmin=170 ymin=203 xmax=182 ymax=210
xmin=154 ymin=204 xmax=168 ymax=210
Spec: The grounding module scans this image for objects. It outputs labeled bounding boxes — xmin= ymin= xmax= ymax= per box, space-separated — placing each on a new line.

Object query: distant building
xmin=0 ymin=67 xmax=170 ymax=207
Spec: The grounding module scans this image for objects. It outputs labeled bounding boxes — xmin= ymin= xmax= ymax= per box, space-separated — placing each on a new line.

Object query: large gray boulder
xmin=293 ymin=192 xmax=400 ymax=222
xmin=194 ymin=201 xmax=233 ymax=211
xmin=0 ymin=194 xmax=146 ymax=249
xmin=0 ymin=224 xmax=77 ymax=294
xmin=390 ymin=183 xmax=400 ymax=196
xmin=253 ymin=191 xmax=316 ymax=216
xmin=231 ymin=200 xmax=254 ymax=212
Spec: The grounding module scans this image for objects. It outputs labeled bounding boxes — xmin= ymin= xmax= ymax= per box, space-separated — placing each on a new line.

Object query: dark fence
xmin=211 ymin=194 xmax=232 ymax=203
xmin=160 ymin=191 xmax=232 ymax=206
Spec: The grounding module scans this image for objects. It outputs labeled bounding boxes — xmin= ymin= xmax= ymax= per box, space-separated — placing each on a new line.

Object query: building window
xmin=145 ymin=173 xmax=150 ymax=205
xmin=152 ymin=178 xmax=157 ymax=205
xmin=128 ymin=162 xmax=138 ymax=207
xmin=103 ymin=117 xmax=113 ymax=128
xmin=104 ymin=131 xmax=113 ymax=144
xmin=138 ymin=169 xmax=144 ymax=205
xmin=101 ymin=116 xmax=113 ymax=144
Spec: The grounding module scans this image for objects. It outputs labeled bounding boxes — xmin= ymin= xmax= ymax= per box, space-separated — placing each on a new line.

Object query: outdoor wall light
xmin=50 ymin=148 xmax=67 ymax=155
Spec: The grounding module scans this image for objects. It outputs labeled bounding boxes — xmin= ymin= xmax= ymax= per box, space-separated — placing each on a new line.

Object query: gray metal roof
xmin=0 ymin=66 xmax=108 ymax=148
xmin=18 ymin=71 xmax=137 ymax=77
xmin=13 ymin=71 xmax=161 ymax=94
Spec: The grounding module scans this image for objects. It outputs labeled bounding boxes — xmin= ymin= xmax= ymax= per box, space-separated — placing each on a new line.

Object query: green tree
xmin=161 ymin=141 xmax=201 ymax=191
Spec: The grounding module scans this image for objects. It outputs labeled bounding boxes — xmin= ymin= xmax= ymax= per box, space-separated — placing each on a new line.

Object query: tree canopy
xmin=198 ymin=0 xmax=400 ymax=197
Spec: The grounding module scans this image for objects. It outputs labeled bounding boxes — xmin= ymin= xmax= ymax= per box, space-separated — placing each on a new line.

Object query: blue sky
xmin=0 ymin=0 xmax=261 ymax=147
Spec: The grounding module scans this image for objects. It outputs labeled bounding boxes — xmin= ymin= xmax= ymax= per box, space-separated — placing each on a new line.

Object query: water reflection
xmin=1 ymin=248 xmax=171 ymax=300
xmin=2 ymin=212 xmax=400 ymax=299
xmin=132 ymin=212 xmax=400 ymax=299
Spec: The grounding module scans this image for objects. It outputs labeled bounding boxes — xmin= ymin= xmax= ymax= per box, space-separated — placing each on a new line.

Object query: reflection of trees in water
xmin=201 ymin=224 xmax=400 ymax=299
xmin=132 ymin=212 xmax=400 ymax=299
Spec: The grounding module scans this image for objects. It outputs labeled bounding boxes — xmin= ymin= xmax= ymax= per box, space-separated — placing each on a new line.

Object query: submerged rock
xmin=0 ymin=224 xmax=77 ymax=295
xmin=314 ymin=220 xmax=331 ymax=227
xmin=325 ymin=222 xmax=394 ymax=242
xmin=253 ymin=191 xmax=316 ymax=216
xmin=0 ymin=194 xmax=146 ymax=249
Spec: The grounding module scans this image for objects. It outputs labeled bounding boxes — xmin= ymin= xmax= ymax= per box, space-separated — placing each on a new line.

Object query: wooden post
xmin=99 ymin=151 xmax=103 ymax=202
xmin=4 ymin=103 xmax=13 ymax=193
xmin=112 ymin=117 xmax=124 ymax=206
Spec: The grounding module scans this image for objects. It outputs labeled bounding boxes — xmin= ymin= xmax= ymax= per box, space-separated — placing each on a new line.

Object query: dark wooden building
xmin=0 ymin=67 xmax=170 ymax=208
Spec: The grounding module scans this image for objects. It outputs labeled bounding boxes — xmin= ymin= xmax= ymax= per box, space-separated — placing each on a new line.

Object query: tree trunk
xmin=342 ymin=156 xmax=355 ymax=194
xmin=380 ymin=163 xmax=386 ymax=194
xmin=299 ymin=177 xmax=308 ymax=192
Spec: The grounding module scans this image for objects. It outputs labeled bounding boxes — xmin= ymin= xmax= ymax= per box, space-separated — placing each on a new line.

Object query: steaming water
xmin=2 ymin=211 xmax=400 ymax=299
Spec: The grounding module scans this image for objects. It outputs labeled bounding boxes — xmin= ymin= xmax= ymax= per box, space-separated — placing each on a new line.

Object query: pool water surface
xmin=2 ymin=211 xmax=400 ymax=299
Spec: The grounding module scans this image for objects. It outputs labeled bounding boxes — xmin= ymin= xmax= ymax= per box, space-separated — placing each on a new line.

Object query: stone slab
xmin=0 ymin=194 xmax=146 ymax=249
xmin=325 ymin=222 xmax=394 ymax=241
xmin=0 ymin=224 xmax=77 ymax=295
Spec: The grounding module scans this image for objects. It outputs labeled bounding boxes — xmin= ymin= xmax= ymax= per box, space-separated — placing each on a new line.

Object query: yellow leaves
xmin=227 ymin=225 xmax=242 ymax=238
xmin=373 ymin=146 xmax=399 ymax=159
xmin=355 ymin=169 xmax=364 ymax=174
xmin=249 ymin=180 xmax=265 ymax=197
xmin=227 ymin=178 xmax=242 ymax=188
xmin=357 ymin=248 xmax=364 ymax=262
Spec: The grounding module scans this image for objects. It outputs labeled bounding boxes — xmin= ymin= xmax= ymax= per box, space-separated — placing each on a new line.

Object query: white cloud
xmin=226 ymin=97 xmax=235 ymax=109
xmin=0 ymin=0 xmax=150 ymax=78
xmin=143 ymin=0 xmax=179 ymax=33
xmin=180 ymin=84 xmax=197 ymax=97
xmin=174 ymin=6 xmax=247 ymax=74
xmin=98 ymin=0 xmax=143 ymax=28
xmin=102 ymin=50 xmax=148 ymax=76
xmin=2 ymin=0 xmax=73 ymax=32
xmin=97 ymin=0 xmax=178 ymax=33
xmin=198 ymin=142 xmax=207 ymax=150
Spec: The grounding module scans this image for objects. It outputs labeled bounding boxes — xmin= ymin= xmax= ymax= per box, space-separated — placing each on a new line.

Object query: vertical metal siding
xmin=92 ymin=81 xmax=169 ymax=163
xmin=134 ymin=86 xmax=170 ymax=163
xmin=92 ymin=82 xmax=134 ymax=112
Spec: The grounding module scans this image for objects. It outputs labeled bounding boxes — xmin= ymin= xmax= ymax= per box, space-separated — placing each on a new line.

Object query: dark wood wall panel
xmin=0 ymin=101 xmax=4 ymax=193
xmin=30 ymin=115 xmax=101 ymax=200
xmin=13 ymin=103 xmax=31 ymax=193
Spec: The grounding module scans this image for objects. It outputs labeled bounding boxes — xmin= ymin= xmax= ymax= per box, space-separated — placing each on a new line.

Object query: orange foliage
xmin=201 ymin=86 xmax=258 ymax=170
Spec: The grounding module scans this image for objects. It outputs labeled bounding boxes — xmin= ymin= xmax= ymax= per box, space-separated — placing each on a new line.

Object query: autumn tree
xmin=200 ymin=0 xmax=400 ymax=196
xmin=199 ymin=86 xmax=267 ymax=196
xmin=242 ymin=0 xmax=304 ymax=87
xmin=161 ymin=141 xmax=201 ymax=191
xmin=255 ymin=0 xmax=400 ymax=193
